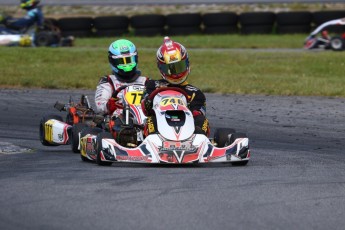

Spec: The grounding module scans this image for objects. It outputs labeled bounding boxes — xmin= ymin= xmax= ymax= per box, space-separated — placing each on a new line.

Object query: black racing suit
xmin=142 ymin=79 xmax=209 ymax=136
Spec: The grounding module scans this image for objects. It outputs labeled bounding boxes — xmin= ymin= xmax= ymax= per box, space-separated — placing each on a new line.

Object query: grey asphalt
xmin=0 ymin=0 xmax=344 ymax=5
xmin=0 ymin=88 xmax=344 ymax=230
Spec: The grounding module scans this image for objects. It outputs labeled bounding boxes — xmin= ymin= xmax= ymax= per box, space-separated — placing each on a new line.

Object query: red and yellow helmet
xmin=156 ymin=37 xmax=190 ymax=85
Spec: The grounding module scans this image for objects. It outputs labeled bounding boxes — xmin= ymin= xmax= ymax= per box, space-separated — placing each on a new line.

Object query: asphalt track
xmin=0 ymin=88 xmax=344 ymax=230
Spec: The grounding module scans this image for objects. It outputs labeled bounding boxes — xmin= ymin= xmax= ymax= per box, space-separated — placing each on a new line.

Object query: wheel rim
xmin=332 ymin=39 xmax=342 ymax=49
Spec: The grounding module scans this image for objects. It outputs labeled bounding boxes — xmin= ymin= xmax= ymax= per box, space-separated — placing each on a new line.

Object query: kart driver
xmin=141 ymin=36 xmax=210 ymax=136
xmin=95 ymin=39 xmax=147 ymax=146
xmin=0 ymin=0 xmax=44 ymax=34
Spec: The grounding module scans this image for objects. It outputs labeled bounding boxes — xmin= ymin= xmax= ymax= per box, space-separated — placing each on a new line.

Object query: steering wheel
xmin=111 ymin=84 xmax=145 ymax=109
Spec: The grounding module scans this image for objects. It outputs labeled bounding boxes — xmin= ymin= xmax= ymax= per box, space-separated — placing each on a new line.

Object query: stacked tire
xmin=202 ymin=12 xmax=238 ymax=34
xmin=276 ymin=11 xmax=312 ymax=34
xmin=93 ymin=16 xmax=129 ymax=37
xmin=130 ymin=14 xmax=166 ymax=36
xmin=166 ymin=13 xmax=202 ymax=35
xmin=239 ymin=12 xmax=275 ymax=34
xmin=57 ymin=17 xmax=94 ymax=37
xmin=312 ymin=11 xmax=345 ymax=33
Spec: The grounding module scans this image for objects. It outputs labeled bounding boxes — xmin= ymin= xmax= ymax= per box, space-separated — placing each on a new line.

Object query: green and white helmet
xmin=108 ymin=39 xmax=139 ymax=82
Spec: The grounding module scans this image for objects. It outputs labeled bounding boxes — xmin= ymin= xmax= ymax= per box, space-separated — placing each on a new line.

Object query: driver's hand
xmin=106 ymin=98 xmax=120 ymax=114
xmin=157 ymin=81 xmax=169 ymax=88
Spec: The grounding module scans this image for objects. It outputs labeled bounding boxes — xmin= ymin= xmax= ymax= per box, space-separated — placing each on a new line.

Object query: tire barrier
xmin=276 ymin=11 xmax=312 ymax=34
xmin=93 ymin=16 xmax=129 ymax=37
xmin=130 ymin=14 xmax=166 ymax=36
xmin=239 ymin=12 xmax=275 ymax=34
xmin=51 ymin=11 xmax=345 ymax=37
xmin=202 ymin=12 xmax=238 ymax=34
xmin=166 ymin=13 xmax=202 ymax=35
xmin=57 ymin=17 xmax=93 ymax=37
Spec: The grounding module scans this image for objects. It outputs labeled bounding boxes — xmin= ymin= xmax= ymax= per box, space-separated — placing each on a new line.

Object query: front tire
xmin=213 ymin=128 xmax=236 ymax=147
xmin=96 ymin=132 xmax=113 ymax=166
xmin=39 ymin=114 xmax=63 ymax=146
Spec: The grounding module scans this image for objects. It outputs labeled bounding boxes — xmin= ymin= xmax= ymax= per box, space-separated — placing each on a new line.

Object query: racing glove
xmin=106 ymin=98 xmax=119 ymax=115
xmin=192 ymin=110 xmax=202 ymax=117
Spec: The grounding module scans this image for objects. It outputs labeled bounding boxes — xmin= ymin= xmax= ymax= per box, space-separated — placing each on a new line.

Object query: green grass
xmin=76 ymin=34 xmax=307 ymax=49
xmin=1 ymin=34 xmax=345 ymax=97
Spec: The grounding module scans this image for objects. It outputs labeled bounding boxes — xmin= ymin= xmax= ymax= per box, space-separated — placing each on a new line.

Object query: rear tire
xmin=34 ymin=31 xmax=60 ymax=47
xmin=330 ymin=36 xmax=344 ymax=51
xmin=213 ymin=128 xmax=236 ymax=147
xmin=96 ymin=132 xmax=113 ymax=166
xmin=39 ymin=114 xmax=64 ymax=146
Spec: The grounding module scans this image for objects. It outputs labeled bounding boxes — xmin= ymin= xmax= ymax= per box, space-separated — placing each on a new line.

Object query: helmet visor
xmin=109 ymin=53 xmax=137 ymax=72
xmin=110 ymin=54 xmax=136 ymax=66
xmin=159 ymin=60 xmax=188 ymax=77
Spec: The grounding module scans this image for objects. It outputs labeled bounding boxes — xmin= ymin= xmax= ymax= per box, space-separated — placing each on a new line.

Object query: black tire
xmin=94 ymin=28 xmax=128 ymax=37
xmin=70 ymin=123 xmax=88 ymax=153
xmin=330 ymin=36 xmax=344 ymax=51
xmin=229 ymin=132 xmax=249 ymax=166
xmin=61 ymin=30 xmax=93 ymax=38
xmin=96 ymin=132 xmax=113 ymax=166
xmin=93 ymin=16 xmax=129 ymax=30
xmin=130 ymin=14 xmax=165 ymax=28
xmin=276 ymin=25 xmax=311 ymax=34
xmin=134 ymin=27 xmax=165 ymax=36
xmin=39 ymin=114 xmax=64 ymax=146
xmin=57 ymin=17 xmax=94 ymax=31
xmin=79 ymin=127 xmax=104 ymax=161
xmin=34 ymin=31 xmax=60 ymax=47
xmin=202 ymin=12 xmax=238 ymax=26
xmin=167 ymin=26 xmax=201 ymax=35
xmin=276 ymin=11 xmax=312 ymax=25
xmin=203 ymin=25 xmax=238 ymax=34
xmin=229 ymin=132 xmax=247 ymax=145
xmin=166 ymin=13 xmax=201 ymax=27
xmin=213 ymin=128 xmax=236 ymax=148
xmin=239 ymin=12 xmax=275 ymax=26
xmin=241 ymin=25 xmax=273 ymax=34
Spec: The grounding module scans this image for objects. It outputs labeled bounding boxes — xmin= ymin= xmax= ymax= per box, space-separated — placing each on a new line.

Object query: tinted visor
xmin=159 ymin=60 xmax=188 ymax=76
xmin=111 ymin=55 xmax=136 ymax=66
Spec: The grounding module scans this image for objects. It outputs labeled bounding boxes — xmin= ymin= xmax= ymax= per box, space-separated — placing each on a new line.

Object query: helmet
xmin=108 ymin=39 xmax=139 ymax=82
xmin=20 ymin=0 xmax=40 ymax=10
xmin=156 ymin=36 xmax=190 ymax=85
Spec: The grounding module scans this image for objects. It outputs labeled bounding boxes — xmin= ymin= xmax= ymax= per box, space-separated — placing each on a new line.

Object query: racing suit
xmin=0 ymin=6 xmax=44 ymax=34
xmin=95 ymin=73 xmax=147 ymax=116
xmin=95 ymin=72 xmax=147 ymax=146
xmin=142 ymin=79 xmax=210 ymax=136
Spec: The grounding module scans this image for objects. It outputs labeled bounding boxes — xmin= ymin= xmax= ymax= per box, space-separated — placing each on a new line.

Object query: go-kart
xmin=39 ymin=94 xmax=99 ymax=153
xmin=79 ymin=86 xmax=250 ymax=166
xmin=79 ymin=84 xmax=147 ymax=162
xmin=304 ymin=17 xmax=345 ymax=51
xmin=0 ymin=17 xmax=73 ymax=47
